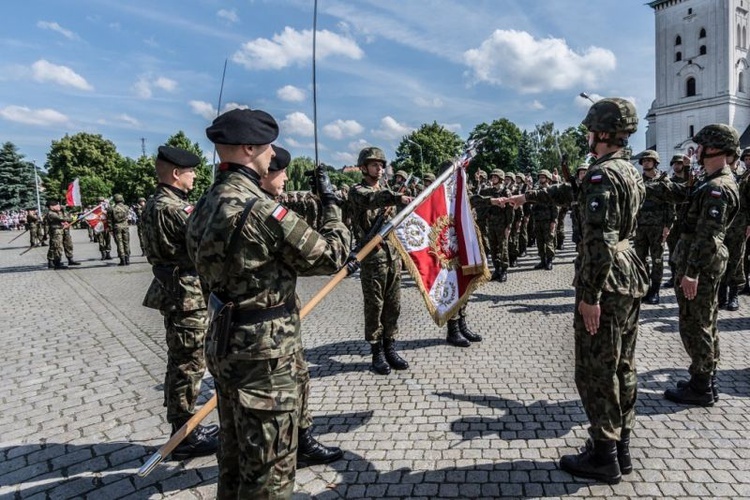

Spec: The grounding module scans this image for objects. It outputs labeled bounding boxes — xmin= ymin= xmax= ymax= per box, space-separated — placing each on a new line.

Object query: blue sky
xmin=1 ymin=0 xmax=656 ymax=169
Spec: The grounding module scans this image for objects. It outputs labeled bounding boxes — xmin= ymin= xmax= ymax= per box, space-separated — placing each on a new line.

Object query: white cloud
xmin=133 ymin=75 xmax=177 ymax=98
xmin=463 ymin=30 xmax=616 ymax=93
xmin=574 ymin=93 xmax=637 ymax=109
xmin=323 ymin=119 xmax=363 ymax=140
xmin=348 ymin=138 xmax=369 ymax=151
xmin=277 ymin=85 xmax=306 ymax=102
xmin=442 ymin=123 xmax=462 ymax=133
xmin=189 ymin=100 xmax=216 ymax=120
xmin=372 ymin=116 xmax=413 ymax=140
xmin=232 ymin=27 xmax=363 ymax=70
xmin=530 ymin=100 xmax=545 ymax=110
xmin=285 ymin=138 xmax=319 ymax=150
xmin=414 ymin=96 xmax=444 ymax=108
xmin=221 ymin=102 xmax=249 ymax=112
xmin=333 ymin=151 xmax=358 ymax=164
xmin=37 ymin=21 xmax=79 ymax=40
xmin=0 ymin=105 xmax=69 ymax=126
xmin=117 ymin=114 xmax=140 ymax=127
xmin=31 ymin=60 xmax=93 ymax=91
xmin=281 ymin=112 xmax=315 ymax=137
xmin=217 ymin=9 xmax=239 ymax=24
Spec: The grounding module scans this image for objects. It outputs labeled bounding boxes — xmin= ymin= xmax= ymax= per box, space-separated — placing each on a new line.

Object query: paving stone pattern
xmin=0 ymin=225 xmax=748 ymax=499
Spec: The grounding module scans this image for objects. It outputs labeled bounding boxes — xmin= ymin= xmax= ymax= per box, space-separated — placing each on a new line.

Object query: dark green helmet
xmin=395 ymin=170 xmax=408 ymax=180
xmin=693 ymin=124 xmax=740 ymax=153
xmin=357 ymin=147 xmax=386 ymax=166
xmin=538 ymin=169 xmax=553 ymax=179
xmin=669 ymin=154 xmax=685 ymax=165
xmin=582 ymin=97 xmax=638 ymax=134
xmin=113 ymin=194 xmax=124 ymax=203
xmin=741 ymin=148 xmax=750 ymax=160
xmin=638 ymin=149 xmax=660 ymax=165
xmin=490 ymin=168 xmax=505 ymax=179
xmin=423 ymin=172 xmax=436 ymax=182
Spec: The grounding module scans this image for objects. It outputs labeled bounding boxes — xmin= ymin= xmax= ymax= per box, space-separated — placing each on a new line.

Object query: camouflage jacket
xmin=728 ymin=171 xmax=750 ymax=232
xmin=25 ymin=212 xmax=40 ymax=228
xmin=141 ymin=184 xmax=206 ymax=312
xmin=108 ymin=202 xmax=130 ymax=230
xmin=186 ymin=164 xmax=350 ymax=360
xmin=348 ymin=181 xmax=402 ymax=260
xmin=528 ymin=185 xmax=559 ymax=223
xmin=45 ymin=209 xmax=71 ymax=235
xmin=471 ymin=185 xmax=514 ymax=227
xmin=637 ymin=174 xmax=674 ymax=227
xmin=649 ymin=165 xmax=740 ymax=279
xmin=526 ymin=149 xmax=649 ymax=304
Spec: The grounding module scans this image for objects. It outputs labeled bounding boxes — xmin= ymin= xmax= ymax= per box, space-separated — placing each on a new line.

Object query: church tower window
xmin=699 ymin=28 xmax=706 ymax=39
xmin=675 ymin=35 xmax=682 ymax=46
xmin=675 ymin=51 xmax=682 ymax=62
xmin=686 ymin=77 xmax=697 ymax=97
xmin=699 ymin=45 xmax=707 ymax=55
xmin=744 ymin=27 xmax=747 ymax=49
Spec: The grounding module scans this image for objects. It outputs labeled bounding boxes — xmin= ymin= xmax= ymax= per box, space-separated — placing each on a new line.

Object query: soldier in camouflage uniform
xmin=349 ymin=147 xmax=413 ymax=375
xmin=472 ymin=169 xmax=491 ymax=257
xmin=108 ymin=194 xmax=131 ymax=266
xmin=634 ymin=150 xmax=673 ymax=305
xmin=531 ymin=170 xmax=559 ymax=270
xmin=45 ymin=200 xmax=73 ymax=270
xmin=141 ymin=146 xmax=219 ymax=460
xmin=648 ymin=125 xmax=741 ymax=407
xmin=741 ymin=149 xmax=750 ymax=295
xmin=60 ymin=207 xmax=81 ymax=267
xmin=96 ymin=197 xmax=112 ymax=260
xmin=186 ymin=110 xmax=350 ymax=498
xmin=25 ymin=208 xmax=42 ymax=247
xmin=136 ymin=197 xmax=147 ymax=256
xmin=663 ymin=155 xmax=689 ymax=288
xmin=505 ymin=172 xmax=522 ymax=267
xmin=471 ymin=169 xmax=513 ymax=281
xmin=515 ymin=173 xmax=530 ymax=257
xmin=501 ymin=97 xmax=649 ymax=484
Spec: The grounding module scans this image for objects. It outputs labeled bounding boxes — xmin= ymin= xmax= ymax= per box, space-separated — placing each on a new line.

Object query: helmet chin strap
xmin=589 ymin=133 xmax=628 ymax=154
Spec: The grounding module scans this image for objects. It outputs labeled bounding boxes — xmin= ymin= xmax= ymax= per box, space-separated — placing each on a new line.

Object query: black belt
xmin=233 ymin=298 xmax=296 ymax=324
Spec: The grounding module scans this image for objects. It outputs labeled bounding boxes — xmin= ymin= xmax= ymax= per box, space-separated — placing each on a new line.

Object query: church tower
xmin=646 ymin=0 xmax=750 ymax=159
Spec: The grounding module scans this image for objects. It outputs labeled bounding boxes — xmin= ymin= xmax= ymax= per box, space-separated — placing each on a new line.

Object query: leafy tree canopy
xmin=468 ymin=118 xmax=523 ymax=177
xmin=0 ymin=142 xmax=41 ymax=211
xmin=391 ymin=122 xmax=463 ymax=178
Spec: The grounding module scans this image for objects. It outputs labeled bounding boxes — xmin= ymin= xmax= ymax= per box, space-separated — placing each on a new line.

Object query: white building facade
xmin=646 ymin=0 xmax=750 ymax=160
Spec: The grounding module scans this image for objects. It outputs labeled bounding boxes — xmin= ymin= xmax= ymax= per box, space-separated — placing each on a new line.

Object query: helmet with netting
xmin=581 ymin=97 xmax=638 ymax=134
xmin=357 ymin=147 xmax=387 ymax=166
xmin=692 ymin=124 xmax=740 ymax=153
xmin=638 ymin=150 xmax=660 ymax=165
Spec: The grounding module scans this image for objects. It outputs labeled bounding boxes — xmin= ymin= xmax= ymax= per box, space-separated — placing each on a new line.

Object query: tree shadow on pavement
xmin=0 ymin=264 xmax=50 ymax=274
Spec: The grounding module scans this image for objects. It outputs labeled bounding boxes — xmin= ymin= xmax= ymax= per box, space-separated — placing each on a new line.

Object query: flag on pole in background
xmin=66 ymin=178 xmax=81 ymax=207
xmin=391 ymin=164 xmax=489 ymax=327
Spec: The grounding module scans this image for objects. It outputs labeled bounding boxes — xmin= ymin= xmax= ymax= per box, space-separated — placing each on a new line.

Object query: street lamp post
xmin=406 ymin=138 xmax=424 ymax=175
xmin=579 ymin=92 xmax=596 ymax=104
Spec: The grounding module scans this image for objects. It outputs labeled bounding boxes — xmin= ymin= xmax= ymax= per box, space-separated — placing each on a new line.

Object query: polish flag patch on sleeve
xmin=710 ymin=189 xmax=722 ymax=198
xmin=590 ymin=174 xmax=603 ymax=183
xmin=271 ymin=204 xmax=288 ymax=221
xmin=183 ymin=205 xmax=194 ymax=214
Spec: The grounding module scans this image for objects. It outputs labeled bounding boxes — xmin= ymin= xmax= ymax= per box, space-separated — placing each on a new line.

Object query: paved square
xmin=1 ymin=226 xmax=749 ymax=499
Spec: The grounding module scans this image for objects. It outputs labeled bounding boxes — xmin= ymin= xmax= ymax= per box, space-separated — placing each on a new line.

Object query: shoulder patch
xmin=183 ymin=205 xmax=194 ymax=214
xmin=590 ymin=174 xmax=603 ymax=184
xmin=710 ymin=189 xmax=722 ymax=199
xmin=271 ymin=204 xmax=288 ymax=221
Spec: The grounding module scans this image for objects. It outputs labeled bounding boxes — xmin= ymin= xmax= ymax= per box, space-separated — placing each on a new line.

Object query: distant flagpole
xmin=32 ymin=160 xmax=41 ymax=214
xmin=312 ymin=0 xmax=320 ymax=167
xmin=211 ymin=58 xmax=228 ymax=181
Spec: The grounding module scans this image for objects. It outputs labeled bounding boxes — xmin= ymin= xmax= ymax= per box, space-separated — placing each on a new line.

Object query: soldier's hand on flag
xmin=578 ymin=300 xmax=600 ymax=335
xmin=680 ymin=276 xmax=698 ymax=300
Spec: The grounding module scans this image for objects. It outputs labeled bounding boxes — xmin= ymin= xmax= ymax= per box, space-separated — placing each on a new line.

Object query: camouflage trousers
xmin=534 ymin=220 xmax=556 ymax=263
xmin=634 ymin=225 xmax=665 ymax=283
xmin=721 ymin=226 xmax=747 ymax=288
xmin=87 ymin=224 xmax=95 ymax=241
xmin=556 ymin=207 xmax=568 ymax=246
xmin=28 ymin=224 xmax=41 ymax=246
xmin=486 ymin=223 xmax=509 ymax=270
xmin=113 ymin=226 xmax=130 ymax=258
xmin=508 ymin=222 xmax=520 ymax=261
xmin=208 ymin=349 xmax=311 ymax=500
xmin=675 ymin=267 xmax=724 ymax=378
xmin=98 ymin=230 xmax=111 ymax=252
xmin=137 ymin=225 xmax=145 ymax=255
xmin=63 ymin=228 xmax=74 ymax=259
xmin=360 ymin=250 xmax=402 ymax=342
xmin=518 ymin=217 xmax=529 ymax=255
xmin=574 ymin=289 xmax=640 ymax=441
xmin=46 ymin=229 xmax=64 ymax=260
xmin=162 ymin=309 xmax=208 ymax=425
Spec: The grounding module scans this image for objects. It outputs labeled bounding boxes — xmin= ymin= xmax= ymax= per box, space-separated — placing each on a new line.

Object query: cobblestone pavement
xmin=1 ymin=226 xmax=749 ymax=499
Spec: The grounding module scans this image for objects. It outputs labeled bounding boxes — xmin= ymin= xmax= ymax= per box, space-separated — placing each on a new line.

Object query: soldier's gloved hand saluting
xmin=308 ymin=165 xmax=341 ymax=206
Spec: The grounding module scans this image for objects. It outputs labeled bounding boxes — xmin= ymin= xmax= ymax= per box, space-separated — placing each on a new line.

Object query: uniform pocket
xmin=236 ymin=355 xmax=298 ymax=412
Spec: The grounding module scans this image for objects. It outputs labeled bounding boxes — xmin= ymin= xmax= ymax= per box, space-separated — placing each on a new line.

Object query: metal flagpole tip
xmin=138 ymin=452 xmax=163 ymax=477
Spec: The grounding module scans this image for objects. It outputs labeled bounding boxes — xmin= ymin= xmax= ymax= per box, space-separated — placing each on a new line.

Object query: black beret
xmin=269 ymin=145 xmax=291 ymax=171
xmin=157 ymin=146 xmax=201 ymax=168
xmin=206 ymin=108 xmax=279 ymax=145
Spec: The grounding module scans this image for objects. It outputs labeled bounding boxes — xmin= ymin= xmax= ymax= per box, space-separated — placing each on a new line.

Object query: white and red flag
xmin=391 ymin=165 xmax=489 ymax=326
xmin=66 ymin=178 xmax=81 ymax=207
xmin=84 ymin=204 xmax=108 ymax=234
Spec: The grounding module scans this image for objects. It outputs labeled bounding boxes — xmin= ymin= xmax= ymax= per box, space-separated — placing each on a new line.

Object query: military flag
xmin=391 ymin=163 xmax=489 ymax=326
xmin=84 ymin=203 xmax=108 ymax=234
xmin=66 ymin=178 xmax=81 ymax=207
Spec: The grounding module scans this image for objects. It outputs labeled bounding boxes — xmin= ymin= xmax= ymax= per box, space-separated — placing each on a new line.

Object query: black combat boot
xmin=170 ymin=423 xmax=219 ymax=460
xmin=498 ymin=269 xmax=508 ymax=282
xmin=534 ymin=260 xmax=546 ymax=270
xmin=646 ymin=280 xmax=660 ymax=305
xmin=665 ymin=375 xmax=714 ymax=406
xmin=726 ymin=286 xmax=740 ymax=311
xmin=105 ymin=251 xmax=112 ymax=260
xmin=370 ymin=341 xmax=391 ymax=375
xmin=297 ymin=427 xmax=343 ymax=467
xmin=560 ymin=439 xmax=621 ymax=484
xmin=124 ymin=255 xmax=130 ymax=266
xmin=118 ymin=257 xmax=126 ymax=266
xmin=458 ymin=316 xmax=482 ymax=342
xmin=383 ymin=338 xmax=409 ymax=370
xmin=741 ymin=274 xmax=750 ymax=295
xmin=491 ymin=268 xmax=501 ymax=281
xmin=544 ymin=258 xmax=553 ymax=271
xmin=616 ymin=429 xmax=633 ymax=475
xmin=642 ymin=283 xmax=655 ymax=303
xmin=100 ymin=251 xmax=106 ymax=261
xmin=509 ymin=257 xmax=517 ymax=267
xmin=53 ymin=258 xmax=67 ymax=270
xmin=446 ymin=319 xmax=470 ymax=347
xmin=718 ymin=283 xmax=728 ymax=309
xmin=677 ymin=373 xmax=719 ymax=402
xmin=67 ymin=257 xmax=81 ymax=266
xmin=48 ymin=259 xmax=54 ymax=269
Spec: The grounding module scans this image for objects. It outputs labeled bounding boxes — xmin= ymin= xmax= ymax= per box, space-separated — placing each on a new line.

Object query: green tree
xmin=516 ymin=130 xmax=540 ymax=173
xmin=0 ymin=142 xmax=40 ymax=211
xmin=163 ymin=131 xmax=211 ymax=201
xmin=46 ymin=132 xmax=123 ymax=205
xmin=391 ymin=122 xmax=463 ymax=177
xmin=468 ymin=118 xmax=523 ymax=176
xmin=286 ymin=156 xmax=315 ymax=191
xmin=329 ymin=168 xmax=362 ymax=188
xmin=112 ymin=155 xmax=156 ymax=203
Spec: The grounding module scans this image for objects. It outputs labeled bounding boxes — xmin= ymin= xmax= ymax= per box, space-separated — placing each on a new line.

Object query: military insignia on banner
xmin=710 ymin=189 xmax=722 ymax=199
xmin=271 ymin=204 xmax=288 ymax=221
xmin=391 ymin=166 xmax=490 ymax=327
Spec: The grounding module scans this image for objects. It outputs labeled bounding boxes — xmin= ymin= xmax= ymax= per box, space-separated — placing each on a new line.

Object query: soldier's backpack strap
xmin=217 ymin=197 xmax=259 ymax=293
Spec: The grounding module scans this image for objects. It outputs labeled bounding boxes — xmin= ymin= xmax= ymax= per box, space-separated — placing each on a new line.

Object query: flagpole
xmin=211 ymin=58 xmax=228 ymax=182
xmin=32 ymin=160 xmax=41 ymax=215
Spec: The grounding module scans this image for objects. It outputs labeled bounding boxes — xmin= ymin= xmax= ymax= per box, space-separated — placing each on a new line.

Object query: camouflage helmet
xmin=669 ymin=154 xmax=685 ymax=165
xmin=113 ymin=194 xmax=124 ymax=203
xmin=137 ymin=197 xmax=146 ymax=203
xmin=476 ymin=169 xmax=487 ymax=178
xmin=423 ymin=172 xmax=436 ymax=182
xmin=490 ymin=168 xmax=505 ymax=179
xmin=504 ymin=171 xmax=515 ymax=179
xmin=576 ymin=163 xmax=589 ymax=173
xmin=394 ymin=170 xmax=408 ymax=180
xmin=538 ymin=169 xmax=553 ymax=179
xmin=515 ymin=173 xmax=524 ymax=181
xmin=638 ymin=149 xmax=660 ymax=165
xmin=692 ymin=124 xmax=740 ymax=153
xmin=741 ymin=147 xmax=750 ymax=160
xmin=357 ymin=146 xmax=387 ymax=166
xmin=581 ymin=97 xmax=638 ymax=134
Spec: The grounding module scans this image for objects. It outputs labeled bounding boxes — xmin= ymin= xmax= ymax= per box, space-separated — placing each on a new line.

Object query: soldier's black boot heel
xmin=297 ymin=427 xmax=343 ymax=467
xmin=560 ymin=439 xmax=621 ymax=484
xmin=67 ymin=258 xmax=81 ymax=266
xmin=665 ymin=375 xmax=714 ymax=406
xmin=458 ymin=316 xmax=482 ymax=342
xmin=676 ymin=372 xmax=719 ymax=402
xmin=446 ymin=320 xmax=470 ymax=347
xmin=370 ymin=341 xmax=391 ymax=375
xmin=617 ymin=429 xmax=633 ymax=475
xmin=383 ymin=338 xmax=409 ymax=370
xmin=646 ymin=280 xmax=660 ymax=305
xmin=170 ymin=423 xmax=219 ymax=460
xmin=726 ymin=286 xmax=740 ymax=311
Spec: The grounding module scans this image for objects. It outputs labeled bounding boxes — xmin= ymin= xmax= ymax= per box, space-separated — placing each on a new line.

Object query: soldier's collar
xmin=219 ymin=162 xmax=261 ymax=186
xmin=158 ymin=183 xmax=189 ymax=200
